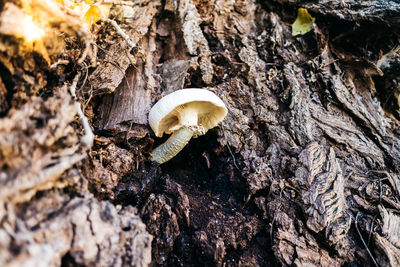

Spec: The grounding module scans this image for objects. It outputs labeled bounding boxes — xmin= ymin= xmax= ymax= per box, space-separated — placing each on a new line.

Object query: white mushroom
xmin=148 ymin=88 xmax=228 ymax=164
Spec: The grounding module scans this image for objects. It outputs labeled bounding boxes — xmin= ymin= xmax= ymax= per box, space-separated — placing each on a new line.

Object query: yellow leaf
xmin=292 ymin=8 xmax=315 ymax=36
xmin=81 ymin=3 xmax=111 ymax=27
xmin=82 ymin=5 xmax=101 ymax=25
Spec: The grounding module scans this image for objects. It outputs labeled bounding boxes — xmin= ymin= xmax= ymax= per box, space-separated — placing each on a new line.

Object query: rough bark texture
xmin=1 ymin=0 xmax=400 ymax=266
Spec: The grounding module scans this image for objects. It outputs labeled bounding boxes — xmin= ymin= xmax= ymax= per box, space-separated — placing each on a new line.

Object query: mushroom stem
xmin=178 ymin=105 xmax=198 ymax=126
xmin=151 ymin=127 xmax=194 ymax=164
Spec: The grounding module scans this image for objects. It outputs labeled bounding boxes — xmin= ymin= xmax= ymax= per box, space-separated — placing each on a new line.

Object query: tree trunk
xmin=1 ymin=0 xmax=400 ymax=266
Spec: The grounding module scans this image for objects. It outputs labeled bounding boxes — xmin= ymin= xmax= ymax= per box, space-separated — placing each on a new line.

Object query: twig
xmin=220 ymin=124 xmax=239 ymax=170
xmin=50 ymin=59 xmax=69 ymax=69
xmin=70 ymin=72 xmax=80 ymax=98
xmin=88 ymin=42 xmax=98 ymax=67
xmin=367 ymin=214 xmax=378 ymax=246
xmin=270 ymin=202 xmax=282 ymax=243
xmin=226 ymin=142 xmax=239 ymax=170
xmin=77 ymin=39 xmax=91 ymax=65
xmin=125 ymin=118 xmax=134 ymax=144
xmin=366 ymin=169 xmax=391 ymax=176
xmin=70 ymin=73 xmax=94 ymax=148
xmin=284 ymin=182 xmax=298 ymax=192
xmin=78 ymin=62 xmax=89 ymax=93
xmin=92 ymin=42 xmax=113 ymax=57
xmin=100 ymin=0 xmax=140 ymax=6
xmin=355 ymin=213 xmax=379 ymax=267
xmin=83 ymin=85 xmax=93 ymax=110
xmin=103 ymin=18 xmax=136 ymax=49
xmin=320 ymin=59 xmax=338 ymax=68
xmin=382 ymin=196 xmax=400 ymax=210
xmin=378 ymin=177 xmax=382 ymax=204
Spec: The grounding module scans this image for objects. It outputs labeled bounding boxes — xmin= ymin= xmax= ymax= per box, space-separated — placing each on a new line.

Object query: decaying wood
xmin=1 ymin=0 xmax=400 ymax=266
xmin=0 ymin=87 xmax=82 ymax=203
xmin=0 ymin=195 xmax=152 ymax=266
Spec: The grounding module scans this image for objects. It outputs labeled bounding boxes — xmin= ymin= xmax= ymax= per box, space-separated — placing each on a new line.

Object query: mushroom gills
xmin=151 ymin=127 xmax=194 ymax=164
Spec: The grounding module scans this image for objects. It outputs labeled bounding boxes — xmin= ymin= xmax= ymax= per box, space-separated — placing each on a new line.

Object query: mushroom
xmin=149 ymin=88 xmax=228 ymax=164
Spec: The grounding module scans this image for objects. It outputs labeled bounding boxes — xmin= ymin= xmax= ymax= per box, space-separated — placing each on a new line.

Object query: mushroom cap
xmin=149 ymin=89 xmax=227 ymax=137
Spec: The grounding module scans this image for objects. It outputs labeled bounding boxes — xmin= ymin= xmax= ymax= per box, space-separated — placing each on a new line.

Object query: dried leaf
xmin=111 ymin=5 xmax=135 ymax=21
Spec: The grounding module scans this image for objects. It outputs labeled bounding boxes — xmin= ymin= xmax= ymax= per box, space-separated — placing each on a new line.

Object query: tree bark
xmin=1 ymin=0 xmax=400 ymax=266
